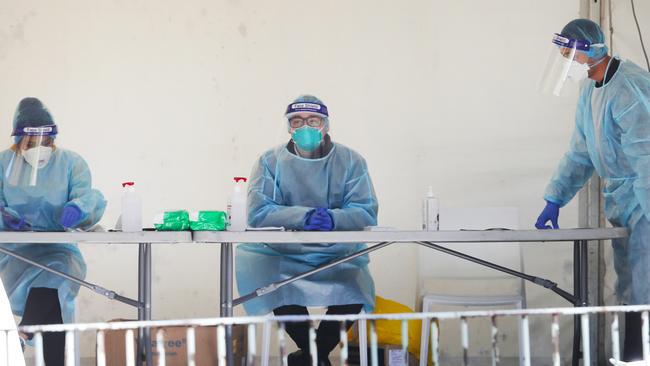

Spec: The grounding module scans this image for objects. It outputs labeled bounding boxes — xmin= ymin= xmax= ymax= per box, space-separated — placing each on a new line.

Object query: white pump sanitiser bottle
xmin=121 ymin=182 xmax=142 ymax=232
xmin=227 ymin=177 xmax=248 ymax=231
xmin=422 ymin=186 xmax=439 ymax=231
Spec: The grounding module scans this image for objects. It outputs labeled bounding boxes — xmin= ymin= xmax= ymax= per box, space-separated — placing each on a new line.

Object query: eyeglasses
xmin=289 ymin=116 xmax=324 ymax=128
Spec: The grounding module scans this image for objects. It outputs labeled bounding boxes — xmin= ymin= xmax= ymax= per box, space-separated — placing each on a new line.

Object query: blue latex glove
xmin=60 ymin=204 xmax=83 ymax=229
xmin=304 ymin=207 xmax=334 ymax=231
xmin=535 ymin=201 xmax=560 ymax=229
xmin=0 ymin=207 xmax=31 ymax=231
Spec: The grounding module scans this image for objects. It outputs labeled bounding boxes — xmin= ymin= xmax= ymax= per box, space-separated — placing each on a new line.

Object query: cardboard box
xmin=101 ymin=321 xmax=246 ymax=366
xmin=347 ymin=343 xmax=418 ymax=366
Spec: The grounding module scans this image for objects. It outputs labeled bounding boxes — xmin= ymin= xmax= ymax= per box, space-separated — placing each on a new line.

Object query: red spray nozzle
xmin=234 ymin=177 xmax=247 ymax=183
xmin=122 ymin=182 xmax=135 ymax=187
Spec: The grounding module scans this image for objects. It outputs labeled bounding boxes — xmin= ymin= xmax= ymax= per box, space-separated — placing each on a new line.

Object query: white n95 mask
xmin=23 ymin=146 xmax=53 ymax=169
xmin=567 ymin=61 xmax=589 ymax=82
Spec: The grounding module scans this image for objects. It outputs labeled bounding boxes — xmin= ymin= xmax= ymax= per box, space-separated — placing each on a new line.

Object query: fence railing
xmin=4 ymin=304 xmax=650 ymax=366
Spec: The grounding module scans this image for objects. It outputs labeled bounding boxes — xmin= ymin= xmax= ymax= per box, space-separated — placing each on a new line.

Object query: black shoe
xmin=287 ymin=350 xmax=310 ymax=366
xmin=286 ymin=350 xmax=332 ymax=366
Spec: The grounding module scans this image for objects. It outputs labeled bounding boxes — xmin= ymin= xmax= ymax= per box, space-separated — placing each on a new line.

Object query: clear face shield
xmin=540 ymin=34 xmax=603 ymax=96
xmin=6 ymin=125 xmax=57 ymax=186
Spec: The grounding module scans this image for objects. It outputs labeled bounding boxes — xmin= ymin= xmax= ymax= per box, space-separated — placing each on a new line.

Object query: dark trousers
xmin=273 ymin=304 xmax=363 ymax=358
xmin=19 ymin=287 xmax=65 ymax=366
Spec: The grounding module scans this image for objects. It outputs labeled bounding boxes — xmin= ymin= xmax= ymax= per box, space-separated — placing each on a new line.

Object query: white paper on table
xmin=245 ymin=226 xmax=285 ymax=231
xmin=0 ymin=276 xmax=25 ymax=366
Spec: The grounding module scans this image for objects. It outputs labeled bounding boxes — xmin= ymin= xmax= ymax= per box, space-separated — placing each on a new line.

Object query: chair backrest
xmin=418 ymin=206 xmax=521 ymax=279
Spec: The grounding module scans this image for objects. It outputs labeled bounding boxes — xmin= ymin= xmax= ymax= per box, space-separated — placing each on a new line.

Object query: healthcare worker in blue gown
xmin=0 ymin=97 xmax=106 ymax=365
xmin=536 ymin=19 xmax=650 ymax=362
xmin=236 ymin=95 xmax=378 ymax=366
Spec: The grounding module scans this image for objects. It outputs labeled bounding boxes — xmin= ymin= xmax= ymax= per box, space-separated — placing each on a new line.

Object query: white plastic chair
xmin=417 ymin=207 xmax=525 ymax=366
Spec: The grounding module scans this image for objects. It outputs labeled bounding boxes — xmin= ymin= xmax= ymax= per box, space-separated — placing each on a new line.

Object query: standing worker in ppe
xmin=536 ymin=19 xmax=650 ymax=361
xmin=236 ymin=95 xmax=378 ymax=366
xmin=0 ymin=97 xmax=106 ymax=365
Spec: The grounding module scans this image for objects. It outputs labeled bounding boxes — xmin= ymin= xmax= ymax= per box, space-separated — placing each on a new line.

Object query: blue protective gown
xmin=0 ymin=148 xmax=106 ymax=322
xmin=544 ymin=59 xmax=650 ymax=304
xmin=236 ymin=142 xmax=378 ymax=315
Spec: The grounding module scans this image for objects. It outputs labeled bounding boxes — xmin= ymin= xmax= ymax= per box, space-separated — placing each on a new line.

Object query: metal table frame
xmin=0 ymin=229 xmax=629 ymax=365
xmin=194 ymin=228 xmax=628 ymax=366
xmin=0 ymin=231 xmax=191 ymax=366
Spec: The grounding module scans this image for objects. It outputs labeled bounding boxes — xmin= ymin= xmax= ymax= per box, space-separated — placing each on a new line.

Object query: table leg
xmin=580 ymin=240 xmax=590 ymax=365
xmin=580 ymin=240 xmax=589 ymax=306
xmin=220 ymin=243 xmax=234 ymax=365
xmin=573 ymin=240 xmax=581 ymax=366
xmin=220 ymin=243 xmax=233 ymax=317
xmin=572 ymin=240 xmax=589 ymax=366
xmin=138 ymin=243 xmax=153 ymax=366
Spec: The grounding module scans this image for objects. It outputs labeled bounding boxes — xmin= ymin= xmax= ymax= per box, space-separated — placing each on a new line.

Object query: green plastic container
xmin=190 ymin=211 xmax=227 ymax=231
xmin=153 ymin=210 xmax=190 ymax=231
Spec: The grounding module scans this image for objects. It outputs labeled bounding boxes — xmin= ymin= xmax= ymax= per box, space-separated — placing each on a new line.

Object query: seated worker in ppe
xmin=236 ymin=95 xmax=378 ymax=366
xmin=0 ymin=97 xmax=106 ymax=365
xmin=536 ymin=19 xmax=650 ymax=361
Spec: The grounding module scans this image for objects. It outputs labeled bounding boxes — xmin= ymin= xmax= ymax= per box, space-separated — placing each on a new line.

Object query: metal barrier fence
xmin=4 ymin=304 xmax=650 ymax=366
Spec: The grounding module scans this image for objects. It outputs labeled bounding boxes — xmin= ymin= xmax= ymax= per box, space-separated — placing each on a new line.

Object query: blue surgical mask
xmin=292 ymin=126 xmax=323 ymax=152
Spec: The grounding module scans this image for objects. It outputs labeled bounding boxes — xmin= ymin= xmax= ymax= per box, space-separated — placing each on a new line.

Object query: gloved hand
xmin=60 ymin=204 xmax=83 ymax=229
xmin=304 ymin=207 xmax=334 ymax=231
xmin=0 ymin=207 xmax=30 ymax=231
xmin=535 ymin=201 xmax=560 ymax=229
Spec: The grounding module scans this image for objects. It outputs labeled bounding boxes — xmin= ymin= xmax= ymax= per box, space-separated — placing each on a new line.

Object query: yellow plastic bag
xmin=348 ymin=296 xmax=437 ymax=365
